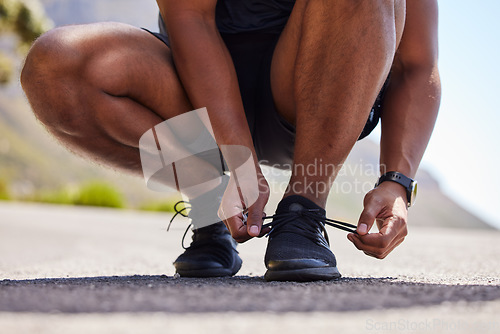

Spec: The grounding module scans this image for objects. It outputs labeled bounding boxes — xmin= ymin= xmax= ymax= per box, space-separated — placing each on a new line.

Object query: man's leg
xmin=21 ymin=23 xmax=223 ymax=192
xmin=272 ymin=0 xmax=405 ymax=206
xmin=21 ymin=22 xmax=241 ymax=277
xmin=264 ymin=0 xmax=406 ymax=281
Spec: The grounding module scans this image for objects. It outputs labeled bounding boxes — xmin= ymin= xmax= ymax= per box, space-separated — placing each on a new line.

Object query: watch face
xmin=410 ymin=181 xmax=418 ymax=207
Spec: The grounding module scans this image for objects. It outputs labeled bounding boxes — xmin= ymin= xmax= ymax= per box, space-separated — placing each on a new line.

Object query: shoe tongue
xmin=276 ymin=195 xmax=326 ymax=215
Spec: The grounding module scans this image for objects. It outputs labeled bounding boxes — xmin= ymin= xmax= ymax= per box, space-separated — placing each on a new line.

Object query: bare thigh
xmin=21 ymin=22 xmax=194 ymax=173
xmin=270 ymin=0 xmax=406 ymax=126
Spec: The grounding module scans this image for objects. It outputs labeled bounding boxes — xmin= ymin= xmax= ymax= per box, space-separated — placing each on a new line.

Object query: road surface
xmin=1 ymin=202 xmax=499 ymax=333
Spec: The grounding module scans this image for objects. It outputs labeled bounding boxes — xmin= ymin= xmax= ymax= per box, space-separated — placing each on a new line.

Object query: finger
xmin=348 ymin=233 xmax=365 ymax=251
xmin=348 ymin=233 xmax=384 ymax=259
xmin=378 ymin=236 xmax=405 ymax=259
xmin=356 ymin=217 xmax=402 ymax=249
xmin=225 ymin=215 xmax=252 ymax=243
xmin=348 ymin=232 xmax=406 ymax=259
xmin=217 ymin=179 xmax=245 ymax=223
xmin=218 ymin=197 xmax=249 ymax=242
xmin=245 ymin=197 xmax=268 ymax=237
xmin=357 ymin=204 xmax=380 ymax=236
xmin=348 ymin=229 xmax=395 ymax=253
xmin=348 ymin=218 xmax=401 ymax=251
xmin=361 ymin=217 xmax=408 ymax=248
xmin=256 ymin=212 xmax=271 ymax=237
xmin=246 ymin=205 xmax=264 ymax=237
xmin=348 ymin=233 xmax=376 ymax=253
xmin=365 ymin=236 xmax=406 ymax=259
xmin=258 ymin=226 xmax=272 ymax=237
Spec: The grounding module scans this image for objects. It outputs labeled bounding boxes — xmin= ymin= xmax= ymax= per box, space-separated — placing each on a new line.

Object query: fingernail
xmin=250 ymin=225 xmax=259 ymax=236
xmin=347 ymin=234 xmax=353 ymax=242
xmin=358 ymin=224 xmax=368 ymax=234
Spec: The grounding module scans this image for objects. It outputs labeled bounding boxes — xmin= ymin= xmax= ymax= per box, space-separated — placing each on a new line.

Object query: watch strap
xmin=376 ymin=171 xmax=414 ymax=205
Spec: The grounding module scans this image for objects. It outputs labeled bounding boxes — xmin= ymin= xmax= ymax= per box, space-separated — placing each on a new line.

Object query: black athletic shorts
xmin=144 ymin=29 xmax=386 ymax=169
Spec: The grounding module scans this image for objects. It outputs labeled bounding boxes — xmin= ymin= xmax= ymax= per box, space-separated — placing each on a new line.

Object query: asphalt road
xmin=1 ymin=202 xmax=499 ymax=334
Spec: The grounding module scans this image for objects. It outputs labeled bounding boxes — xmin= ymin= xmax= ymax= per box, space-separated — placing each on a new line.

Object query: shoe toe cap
xmin=266 ymin=258 xmax=334 ymax=271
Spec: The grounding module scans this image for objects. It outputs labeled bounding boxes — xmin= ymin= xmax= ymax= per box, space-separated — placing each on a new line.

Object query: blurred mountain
xmin=329 ymin=140 xmax=492 ymax=230
xmin=0 ymin=0 xmax=494 ymax=229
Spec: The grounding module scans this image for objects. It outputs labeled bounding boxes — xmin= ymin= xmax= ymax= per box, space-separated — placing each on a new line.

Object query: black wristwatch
xmin=375 ymin=171 xmax=417 ymax=208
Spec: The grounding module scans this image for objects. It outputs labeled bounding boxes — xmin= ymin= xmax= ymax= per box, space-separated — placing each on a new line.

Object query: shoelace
xmin=260 ymin=209 xmax=358 ymax=246
xmin=168 ymin=200 xmax=239 ymax=250
xmin=168 ymin=201 xmax=193 ymax=249
xmin=262 ymin=210 xmax=358 ymax=234
xmin=169 ymin=201 xmax=358 ymax=248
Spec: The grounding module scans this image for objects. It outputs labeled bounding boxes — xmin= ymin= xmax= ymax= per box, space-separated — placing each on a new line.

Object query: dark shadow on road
xmin=1 ymin=275 xmax=499 ymax=313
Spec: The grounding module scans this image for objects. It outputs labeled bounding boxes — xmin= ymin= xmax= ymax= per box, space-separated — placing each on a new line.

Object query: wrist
xmin=380 ymin=164 xmax=415 ymax=179
xmin=376 ymin=171 xmax=417 ymax=207
xmin=376 ymin=181 xmax=408 ymax=206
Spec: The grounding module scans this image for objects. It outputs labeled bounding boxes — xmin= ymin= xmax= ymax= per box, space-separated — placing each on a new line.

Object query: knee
xmin=20 ymin=27 xmax=90 ymax=133
xmin=21 ymin=26 xmax=87 ymax=92
xmin=22 ymin=23 xmax=151 ymax=98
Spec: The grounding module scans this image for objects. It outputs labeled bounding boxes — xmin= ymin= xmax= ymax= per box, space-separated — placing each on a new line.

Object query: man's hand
xmin=347 ymin=181 xmax=408 ymax=259
xmin=218 ymin=172 xmax=270 ymax=243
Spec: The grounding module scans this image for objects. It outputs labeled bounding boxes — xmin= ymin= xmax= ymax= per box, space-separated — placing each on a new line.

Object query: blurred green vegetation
xmin=0 ymin=0 xmax=53 ymax=83
xmin=0 ymin=52 xmax=12 ymax=83
xmin=0 ymin=178 xmax=10 ymax=200
xmin=73 ymin=181 xmax=125 ymax=208
xmin=26 ymin=180 xmax=125 ymax=208
xmin=32 ymin=186 xmax=75 ymax=205
xmin=139 ymin=195 xmax=183 ymax=213
xmin=1 ymin=178 xmax=179 ymax=212
xmin=0 ymin=0 xmax=52 ymax=47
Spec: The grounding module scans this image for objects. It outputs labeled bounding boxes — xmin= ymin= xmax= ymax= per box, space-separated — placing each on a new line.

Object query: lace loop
xmin=168 ymin=201 xmax=191 ymax=231
xmin=168 ymin=200 xmax=193 ymax=249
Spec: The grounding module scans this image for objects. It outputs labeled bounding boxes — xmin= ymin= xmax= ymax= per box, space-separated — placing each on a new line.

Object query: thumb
xmin=246 ymin=205 xmax=264 ymax=237
xmin=357 ymin=205 xmax=378 ymax=236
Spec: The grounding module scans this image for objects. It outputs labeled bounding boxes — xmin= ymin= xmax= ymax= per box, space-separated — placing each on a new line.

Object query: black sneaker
xmin=174 ymin=221 xmax=242 ymax=277
xmin=169 ymin=175 xmax=241 ymax=277
xmin=264 ymin=195 xmax=341 ymax=282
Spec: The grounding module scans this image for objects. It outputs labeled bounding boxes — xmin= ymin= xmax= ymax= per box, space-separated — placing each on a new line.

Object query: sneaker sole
xmin=175 ymin=258 xmax=242 ymax=278
xmin=176 ymin=268 xmax=238 ymax=278
xmin=264 ymin=266 xmax=341 ymax=282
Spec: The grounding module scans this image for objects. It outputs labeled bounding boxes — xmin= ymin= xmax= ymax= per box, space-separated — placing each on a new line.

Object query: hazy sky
xmin=369 ymin=1 xmax=500 ymax=228
xmin=420 ymin=1 xmax=500 ymax=228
